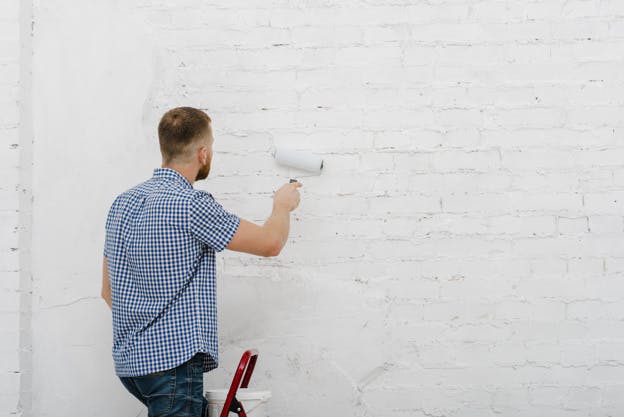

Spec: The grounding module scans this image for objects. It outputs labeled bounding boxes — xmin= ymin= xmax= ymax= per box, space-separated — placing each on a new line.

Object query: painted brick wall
xmin=0 ymin=0 xmax=24 ymax=416
xmin=23 ymin=1 xmax=624 ymax=416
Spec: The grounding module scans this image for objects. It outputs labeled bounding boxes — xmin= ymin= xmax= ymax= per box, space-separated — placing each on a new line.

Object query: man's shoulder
xmin=108 ymin=183 xmax=146 ymax=208
xmin=110 ymin=180 xmax=212 ymax=212
xmin=105 ymin=179 xmax=151 ymax=213
xmin=191 ymin=189 xmax=215 ymax=201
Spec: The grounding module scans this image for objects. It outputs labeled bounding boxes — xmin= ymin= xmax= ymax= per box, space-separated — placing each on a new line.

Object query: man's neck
xmin=161 ymin=163 xmax=196 ymax=186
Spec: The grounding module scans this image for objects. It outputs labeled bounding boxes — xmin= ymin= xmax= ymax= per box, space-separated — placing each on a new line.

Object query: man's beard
xmin=195 ymin=159 xmax=211 ymax=181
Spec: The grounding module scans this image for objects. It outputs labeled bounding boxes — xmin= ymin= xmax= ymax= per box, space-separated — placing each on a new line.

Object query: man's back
xmin=104 ymin=167 xmax=240 ymax=377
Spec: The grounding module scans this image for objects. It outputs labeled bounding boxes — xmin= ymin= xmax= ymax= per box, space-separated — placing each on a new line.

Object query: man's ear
xmin=199 ymin=146 xmax=208 ymax=164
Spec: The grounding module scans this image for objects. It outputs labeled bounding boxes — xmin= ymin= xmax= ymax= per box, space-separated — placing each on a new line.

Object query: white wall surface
xmin=0 ymin=0 xmax=31 ymax=415
xmin=0 ymin=0 xmax=20 ymax=413
xmin=3 ymin=0 xmax=624 ymax=416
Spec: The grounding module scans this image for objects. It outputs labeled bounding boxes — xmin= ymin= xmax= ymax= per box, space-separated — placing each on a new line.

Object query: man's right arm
xmin=226 ymin=182 xmax=302 ymax=257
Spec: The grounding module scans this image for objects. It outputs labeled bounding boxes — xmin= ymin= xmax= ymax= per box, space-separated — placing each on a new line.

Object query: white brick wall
xmin=9 ymin=0 xmax=624 ymax=416
xmin=0 ymin=0 xmax=24 ymax=415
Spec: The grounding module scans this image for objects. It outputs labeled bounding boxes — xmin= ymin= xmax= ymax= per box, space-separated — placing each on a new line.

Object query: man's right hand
xmin=273 ymin=181 xmax=302 ymax=212
xmin=225 ymin=181 xmax=302 ymax=257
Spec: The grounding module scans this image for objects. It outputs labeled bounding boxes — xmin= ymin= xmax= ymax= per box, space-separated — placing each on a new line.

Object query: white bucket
xmin=205 ymin=388 xmax=271 ymax=417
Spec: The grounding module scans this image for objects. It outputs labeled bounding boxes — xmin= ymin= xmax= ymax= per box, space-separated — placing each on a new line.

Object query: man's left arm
xmin=101 ymin=256 xmax=112 ymax=309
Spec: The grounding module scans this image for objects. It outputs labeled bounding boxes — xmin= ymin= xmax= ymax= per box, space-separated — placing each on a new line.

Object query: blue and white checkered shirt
xmin=103 ymin=167 xmax=240 ymax=377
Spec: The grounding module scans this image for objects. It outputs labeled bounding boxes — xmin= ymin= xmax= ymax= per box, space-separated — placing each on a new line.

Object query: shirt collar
xmin=153 ymin=167 xmax=193 ymax=189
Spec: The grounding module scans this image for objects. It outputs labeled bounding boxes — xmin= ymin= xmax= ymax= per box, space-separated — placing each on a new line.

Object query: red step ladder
xmin=219 ymin=349 xmax=259 ymax=417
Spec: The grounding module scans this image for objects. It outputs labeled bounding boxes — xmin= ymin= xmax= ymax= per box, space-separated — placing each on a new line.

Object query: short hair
xmin=158 ymin=107 xmax=212 ymax=164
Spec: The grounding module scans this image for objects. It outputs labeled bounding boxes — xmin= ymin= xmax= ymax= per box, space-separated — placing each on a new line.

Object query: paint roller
xmin=273 ymin=147 xmax=324 ymax=183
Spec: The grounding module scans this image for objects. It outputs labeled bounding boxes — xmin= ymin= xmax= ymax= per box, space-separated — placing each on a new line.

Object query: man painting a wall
xmin=100 ymin=107 xmax=302 ymax=417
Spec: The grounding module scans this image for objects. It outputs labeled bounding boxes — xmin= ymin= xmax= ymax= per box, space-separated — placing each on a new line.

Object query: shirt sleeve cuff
xmin=214 ymin=214 xmax=241 ymax=252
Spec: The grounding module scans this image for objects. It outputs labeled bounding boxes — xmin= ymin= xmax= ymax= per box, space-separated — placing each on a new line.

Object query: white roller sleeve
xmin=274 ymin=148 xmax=324 ymax=173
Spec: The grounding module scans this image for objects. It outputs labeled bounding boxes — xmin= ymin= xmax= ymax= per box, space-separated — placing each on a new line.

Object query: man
xmin=101 ymin=106 xmax=301 ymax=417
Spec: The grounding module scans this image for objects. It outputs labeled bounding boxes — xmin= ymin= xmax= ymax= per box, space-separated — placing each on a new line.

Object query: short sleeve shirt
xmin=103 ymin=167 xmax=240 ymax=377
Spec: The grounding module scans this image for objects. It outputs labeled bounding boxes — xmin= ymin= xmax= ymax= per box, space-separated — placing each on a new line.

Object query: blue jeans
xmin=119 ymin=353 xmax=209 ymax=417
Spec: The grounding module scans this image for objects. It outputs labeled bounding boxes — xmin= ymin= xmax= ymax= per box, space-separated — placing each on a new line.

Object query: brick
xmin=558 ymin=216 xmax=589 ymax=235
